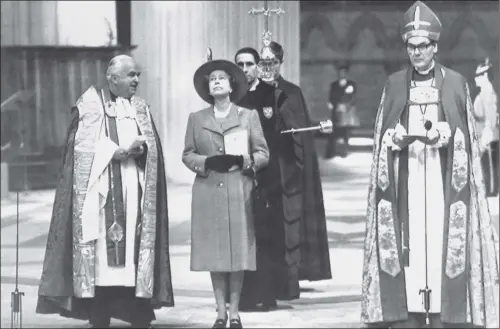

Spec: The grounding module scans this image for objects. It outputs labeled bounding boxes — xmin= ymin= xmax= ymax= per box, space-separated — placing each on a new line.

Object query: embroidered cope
xmin=81 ymin=97 xmax=146 ymax=287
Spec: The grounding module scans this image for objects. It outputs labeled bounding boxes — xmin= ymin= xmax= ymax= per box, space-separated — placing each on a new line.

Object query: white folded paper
xmin=224 ymin=130 xmax=249 ymax=156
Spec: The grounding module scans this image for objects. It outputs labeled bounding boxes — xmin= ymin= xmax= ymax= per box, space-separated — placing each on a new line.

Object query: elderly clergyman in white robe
xmin=361 ymin=1 xmax=499 ymax=328
xmin=36 ymin=55 xmax=174 ymax=328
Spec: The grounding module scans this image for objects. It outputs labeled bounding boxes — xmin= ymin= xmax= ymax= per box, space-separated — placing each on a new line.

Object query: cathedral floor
xmin=2 ymin=141 xmax=498 ymax=328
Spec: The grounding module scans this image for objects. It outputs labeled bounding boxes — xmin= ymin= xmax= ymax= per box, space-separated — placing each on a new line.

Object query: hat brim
xmin=402 ymin=30 xmax=440 ymax=42
xmin=193 ymin=60 xmax=248 ymax=105
xmin=476 ymin=65 xmax=492 ymax=76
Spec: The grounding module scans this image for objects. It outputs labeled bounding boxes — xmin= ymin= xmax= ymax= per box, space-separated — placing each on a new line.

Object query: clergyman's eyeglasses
xmin=407 ymin=42 xmax=433 ymax=53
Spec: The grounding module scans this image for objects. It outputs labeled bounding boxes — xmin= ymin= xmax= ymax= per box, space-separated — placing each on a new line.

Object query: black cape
xmin=237 ymin=79 xmax=302 ymax=302
xmin=275 ymin=76 xmax=332 ymax=282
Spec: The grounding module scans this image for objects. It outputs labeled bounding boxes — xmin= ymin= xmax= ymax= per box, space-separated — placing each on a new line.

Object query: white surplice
xmin=404 ymin=78 xmax=445 ymax=313
xmin=83 ymin=97 xmax=145 ymax=287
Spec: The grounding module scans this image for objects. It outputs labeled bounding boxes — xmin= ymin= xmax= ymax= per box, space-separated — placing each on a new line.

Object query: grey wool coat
xmin=182 ymin=104 xmax=269 ymax=272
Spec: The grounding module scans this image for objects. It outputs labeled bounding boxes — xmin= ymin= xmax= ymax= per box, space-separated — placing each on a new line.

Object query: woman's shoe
xmin=212 ymin=314 xmax=228 ymax=329
xmin=229 ymin=317 xmax=243 ymax=328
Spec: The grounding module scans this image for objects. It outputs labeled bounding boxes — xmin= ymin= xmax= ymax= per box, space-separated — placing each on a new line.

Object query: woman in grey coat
xmin=182 ymin=59 xmax=269 ymax=328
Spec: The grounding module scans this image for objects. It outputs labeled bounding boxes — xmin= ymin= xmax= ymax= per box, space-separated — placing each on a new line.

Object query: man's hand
xmin=420 ymin=127 xmax=440 ymax=145
xmin=113 ymin=145 xmax=145 ymax=161
xmin=128 ymin=145 xmax=145 ymax=158
xmin=113 ymin=147 xmax=129 ymax=161
xmin=391 ymin=124 xmax=413 ymax=150
xmin=392 ymin=130 xmax=407 ymax=148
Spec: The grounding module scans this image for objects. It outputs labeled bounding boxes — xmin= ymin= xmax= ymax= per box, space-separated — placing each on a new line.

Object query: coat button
xmin=218 ymin=147 xmax=223 ymax=152
xmin=218 ymin=182 xmax=224 ymax=187
xmin=195 ymin=166 xmax=199 ymax=171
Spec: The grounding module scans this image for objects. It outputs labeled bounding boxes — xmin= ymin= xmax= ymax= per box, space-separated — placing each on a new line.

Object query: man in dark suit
xmin=235 ymin=42 xmax=331 ymax=312
xmin=232 ymin=46 xmax=294 ymax=311
xmin=325 ymin=64 xmax=358 ymax=159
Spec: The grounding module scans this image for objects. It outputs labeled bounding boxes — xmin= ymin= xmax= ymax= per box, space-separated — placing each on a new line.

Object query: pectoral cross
xmin=419 ymin=115 xmax=430 ymax=136
xmin=249 ymin=1 xmax=285 ymax=44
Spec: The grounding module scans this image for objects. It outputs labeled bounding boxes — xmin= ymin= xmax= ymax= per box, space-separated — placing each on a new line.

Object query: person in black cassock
xmin=267 ymin=41 xmax=331 ymax=286
xmin=232 ymin=45 xmax=331 ymax=312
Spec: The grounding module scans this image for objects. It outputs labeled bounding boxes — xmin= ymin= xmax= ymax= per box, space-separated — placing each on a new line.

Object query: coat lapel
xmin=201 ymin=106 xmax=221 ymax=134
xmin=220 ymin=105 xmax=241 ymax=133
xmin=201 ymin=104 xmax=241 ymax=135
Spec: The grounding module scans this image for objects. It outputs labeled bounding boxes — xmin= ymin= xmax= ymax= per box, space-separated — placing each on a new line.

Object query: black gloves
xmin=205 ymin=155 xmax=243 ymax=173
xmin=232 ymin=155 xmax=244 ymax=168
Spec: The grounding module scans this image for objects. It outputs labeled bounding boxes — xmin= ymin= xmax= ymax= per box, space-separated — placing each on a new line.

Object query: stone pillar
xmin=1 ymin=162 xmax=8 ymax=198
xmin=131 ymin=0 xmax=300 ymax=184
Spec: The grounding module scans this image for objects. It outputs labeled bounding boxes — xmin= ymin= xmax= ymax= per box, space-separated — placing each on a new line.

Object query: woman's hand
xmin=205 ymin=155 xmax=243 ymax=172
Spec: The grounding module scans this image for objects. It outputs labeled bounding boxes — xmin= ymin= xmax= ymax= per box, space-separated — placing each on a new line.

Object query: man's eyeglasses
xmin=407 ymin=42 xmax=434 ymax=53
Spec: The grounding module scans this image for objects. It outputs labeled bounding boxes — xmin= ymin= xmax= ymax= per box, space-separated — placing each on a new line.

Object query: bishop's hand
xmin=391 ymin=124 xmax=413 ymax=150
xmin=128 ymin=145 xmax=145 ymax=158
xmin=421 ymin=127 xmax=440 ymax=145
xmin=113 ymin=145 xmax=145 ymax=161
xmin=412 ymin=121 xmax=440 ymax=145
xmin=113 ymin=147 xmax=129 ymax=161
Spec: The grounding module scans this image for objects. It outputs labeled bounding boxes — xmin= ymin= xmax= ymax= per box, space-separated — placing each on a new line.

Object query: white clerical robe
xmin=404 ymin=78 xmax=446 ymax=313
xmin=91 ymin=98 xmax=145 ymax=287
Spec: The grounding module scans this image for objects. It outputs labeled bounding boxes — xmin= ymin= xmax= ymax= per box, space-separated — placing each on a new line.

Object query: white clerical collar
xmin=249 ymin=79 xmax=260 ymax=91
xmin=214 ymin=103 xmax=232 ymax=118
xmin=415 ymin=61 xmax=435 ymax=75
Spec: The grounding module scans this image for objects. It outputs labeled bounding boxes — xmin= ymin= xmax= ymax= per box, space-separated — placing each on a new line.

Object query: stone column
xmin=131 ymin=0 xmax=300 ymax=184
xmin=1 ymin=162 xmax=8 ymax=198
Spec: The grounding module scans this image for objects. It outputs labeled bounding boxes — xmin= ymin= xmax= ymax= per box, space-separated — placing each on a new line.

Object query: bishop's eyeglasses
xmin=407 ymin=42 xmax=434 ymax=53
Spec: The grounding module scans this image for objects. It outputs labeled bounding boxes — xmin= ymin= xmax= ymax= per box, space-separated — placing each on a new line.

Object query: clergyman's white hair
xmin=106 ymin=55 xmax=134 ymax=83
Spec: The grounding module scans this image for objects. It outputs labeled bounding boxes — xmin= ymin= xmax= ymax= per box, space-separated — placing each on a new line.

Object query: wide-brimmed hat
xmin=193 ymin=59 xmax=248 ymax=105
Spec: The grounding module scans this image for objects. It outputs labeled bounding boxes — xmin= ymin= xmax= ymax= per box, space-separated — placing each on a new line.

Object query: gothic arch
xmin=300 ymin=13 xmax=339 ymax=52
xmin=345 ymin=11 xmax=389 ymax=51
xmin=443 ymin=13 xmax=495 ymax=52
